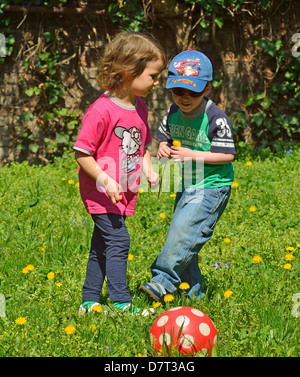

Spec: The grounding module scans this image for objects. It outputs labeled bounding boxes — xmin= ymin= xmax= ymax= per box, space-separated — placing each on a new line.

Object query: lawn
xmin=0 ymin=147 xmax=299 ymax=357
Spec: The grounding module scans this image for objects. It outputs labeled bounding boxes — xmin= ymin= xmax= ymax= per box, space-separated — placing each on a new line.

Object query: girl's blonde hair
xmin=97 ymin=31 xmax=167 ymax=95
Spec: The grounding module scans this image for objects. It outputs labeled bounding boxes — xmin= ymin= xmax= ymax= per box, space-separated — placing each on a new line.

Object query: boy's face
xmin=171 ymin=86 xmax=210 ymax=115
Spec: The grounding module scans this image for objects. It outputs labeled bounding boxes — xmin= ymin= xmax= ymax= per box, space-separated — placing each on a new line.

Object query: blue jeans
xmin=82 ymin=213 xmax=132 ymax=303
xmin=150 ymin=186 xmax=231 ymax=300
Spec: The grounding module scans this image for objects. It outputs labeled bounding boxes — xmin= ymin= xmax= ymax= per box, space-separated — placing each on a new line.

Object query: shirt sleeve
xmin=208 ymin=107 xmax=236 ymax=154
xmin=73 ymin=107 xmax=105 ymax=155
xmin=156 ymin=104 xmax=177 ymax=142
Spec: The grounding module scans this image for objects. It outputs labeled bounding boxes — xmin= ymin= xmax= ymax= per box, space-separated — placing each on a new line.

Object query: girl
xmin=74 ymin=31 xmax=166 ymax=316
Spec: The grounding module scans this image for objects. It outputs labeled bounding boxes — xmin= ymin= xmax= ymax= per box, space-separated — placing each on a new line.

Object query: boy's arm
xmin=75 ymin=150 xmax=123 ymax=204
xmin=157 ymin=141 xmax=172 ymax=159
xmin=170 ymin=147 xmax=234 ymax=165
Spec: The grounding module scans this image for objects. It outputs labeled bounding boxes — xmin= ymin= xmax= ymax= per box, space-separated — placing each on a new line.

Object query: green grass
xmin=0 ymin=148 xmax=299 ymax=357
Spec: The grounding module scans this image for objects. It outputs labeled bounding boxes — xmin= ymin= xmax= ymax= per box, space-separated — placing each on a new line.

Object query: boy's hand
xmin=170 ymin=146 xmax=193 ymax=162
xmin=157 ymin=141 xmax=172 ymax=159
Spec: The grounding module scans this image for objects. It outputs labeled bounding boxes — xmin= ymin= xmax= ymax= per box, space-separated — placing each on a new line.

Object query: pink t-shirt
xmin=74 ymin=93 xmax=152 ymax=216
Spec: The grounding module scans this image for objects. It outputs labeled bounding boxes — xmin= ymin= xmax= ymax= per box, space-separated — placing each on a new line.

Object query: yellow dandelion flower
xmin=179 ymin=282 xmax=190 ymax=290
xmin=231 ymin=182 xmax=239 ymax=188
xmin=64 ymin=325 xmax=76 ymax=334
xmin=22 ymin=267 xmax=29 ymax=274
xmin=55 ymin=270 xmax=61 ymax=274
xmin=89 ymin=324 xmax=96 ymax=332
xmin=76 ymin=182 xmax=80 ymax=188
xmin=249 ymin=206 xmax=256 ymax=212
xmin=153 ymin=302 xmax=161 ymax=308
xmin=246 ymin=161 xmax=252 ymax=166
xmin=159 ymin=213 xmax=166 ymax=218
xmin=173 ymin=140 xmax=182 ymax=147
xmin=224 ymin=237 xmax=231 ymax=244
xmin=286 ymin=246 xmax=295 ymax=252
xmin=41 ymin=247 xmax=45 ymax=251
xmin=15 ymin=317 xmax=27 ymax=325
xmin=164 ymin=294 xmax=174 ymax=302
xmin=170 ymin=193 xmax=176 ymax=198
xmin=62 ymin=178 xmax=66 ymax=181
xmin=26 ymin=264 xmax=35 ymax=271
xmin=68 ymin=180 xmax=74 ymax=184
xmin=297 ymin=243 xmax=300 ymax=248
xmin=224 ymin=289 xmax=233 ymax=298
xmin=56 ymin=282 xmax=62 ymax=287
xmin=137 ymin=353 xmax=144 ymax=357
xmin=128 ymin=254 xmax=133 ymax=261
xmin=138 ymin=188 xmax=144 ymax=193
xmin=92 ymin=304 xmax=102 ymax=313
xmin=284 ymin=263 xmax=292 ymax=270
xmin=47 ymin=272 xmax=55 ymax=280
xmin=285 ymin=253 xmax=294 ymax=261
xmin=252 ymin=255 xmax=262 ymax=264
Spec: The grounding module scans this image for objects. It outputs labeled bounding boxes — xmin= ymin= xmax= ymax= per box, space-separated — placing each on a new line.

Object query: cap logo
xmin=173 ymin=58 xmax=201 ymax=77
xmin=170 ymin=78 xmax=197 ymax=87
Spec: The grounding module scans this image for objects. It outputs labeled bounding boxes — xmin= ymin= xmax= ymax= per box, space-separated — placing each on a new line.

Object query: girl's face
xmin=129 ymin=58 xmax=165 ymax=98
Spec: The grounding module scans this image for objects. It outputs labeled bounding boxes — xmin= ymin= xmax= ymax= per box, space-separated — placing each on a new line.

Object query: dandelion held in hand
xmin=172 ymin=140 xmax=182 ymax=147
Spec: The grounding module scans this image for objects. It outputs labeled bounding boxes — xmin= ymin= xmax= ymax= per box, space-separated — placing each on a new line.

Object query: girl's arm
xmin=75 ymin=151 xmax=123 ymax=204
xmin=170 ymin=146 xmax=234 ymax=165
xmin=142 ymin=148 xmax=159 ymax=189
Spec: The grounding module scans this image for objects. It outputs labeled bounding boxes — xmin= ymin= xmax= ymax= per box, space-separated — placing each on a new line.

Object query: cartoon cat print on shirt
xmin=114 ymin=126 xmax=141 ymax=173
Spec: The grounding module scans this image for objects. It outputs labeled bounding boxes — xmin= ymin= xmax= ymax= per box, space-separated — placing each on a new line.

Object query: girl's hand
xmin=147 ymin=170 xmax=160 ymax=190
xmin=103 ymin=175 xmax=123 ymax=204
xmin=170 ymin=146 xmax=193 ymax=162
xmin=157 ymin=141 xmax=172 ymax=159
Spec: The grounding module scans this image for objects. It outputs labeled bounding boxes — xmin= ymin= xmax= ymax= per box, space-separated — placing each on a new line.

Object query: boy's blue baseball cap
xmin=166 ymin=50 xmax=213 ymax=92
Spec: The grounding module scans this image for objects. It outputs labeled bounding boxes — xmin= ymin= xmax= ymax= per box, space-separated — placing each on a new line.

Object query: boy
xmin=140 ymin=50 xmax=235 ymax=301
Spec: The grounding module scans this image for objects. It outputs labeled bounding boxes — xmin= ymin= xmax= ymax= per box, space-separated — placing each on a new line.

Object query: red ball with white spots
xmin=150 ymin=306 xmax=217 ymax=356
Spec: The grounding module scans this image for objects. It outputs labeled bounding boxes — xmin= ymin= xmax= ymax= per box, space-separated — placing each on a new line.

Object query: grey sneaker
xmin=140 ymin=283 xmax=164 ymax=302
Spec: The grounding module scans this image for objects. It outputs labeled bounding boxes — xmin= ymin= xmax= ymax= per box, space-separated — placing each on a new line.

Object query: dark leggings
xmin=82 ymin=213 xmax=131 ymax=303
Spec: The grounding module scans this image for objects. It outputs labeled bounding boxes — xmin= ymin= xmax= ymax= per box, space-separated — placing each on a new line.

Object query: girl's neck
xmin=109 ymin=87 xmax=136 ymax=107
